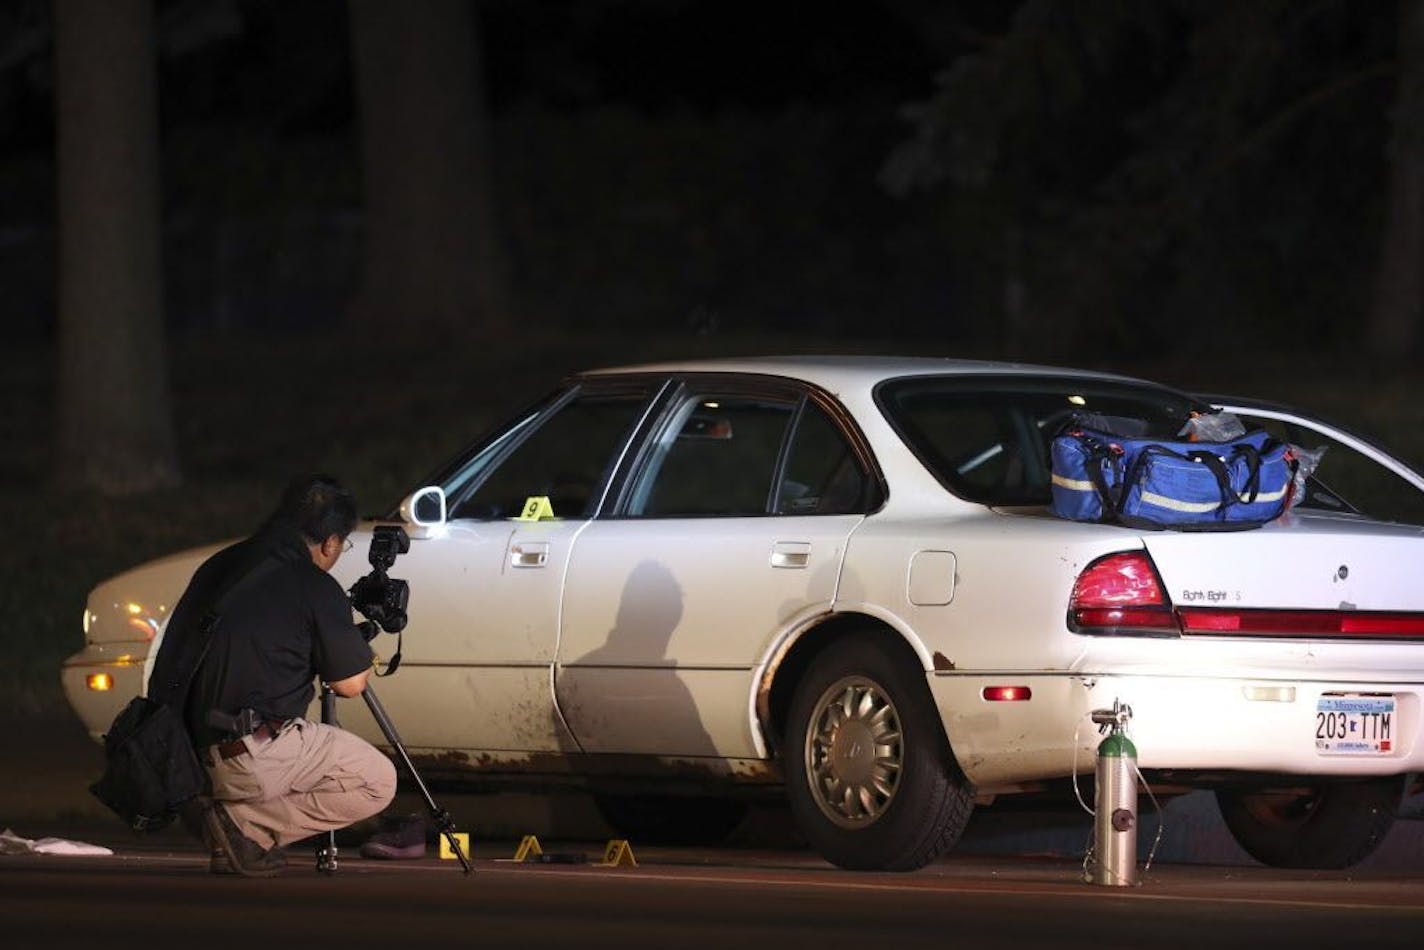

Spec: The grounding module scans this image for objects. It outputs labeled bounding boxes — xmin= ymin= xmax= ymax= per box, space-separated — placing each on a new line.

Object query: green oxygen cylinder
xmin=1089 ymin=701 xmax=1137 ymax=886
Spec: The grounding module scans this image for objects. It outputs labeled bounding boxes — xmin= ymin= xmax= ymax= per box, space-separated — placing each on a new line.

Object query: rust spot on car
xmin=409 ymin=750 xmax=473 ymax=767
xmin=933 ymin=652 xmax=955 ymax=671
xmin=729 ymin=759 xmax=781 ymax=782
xmin=401 ymin=748 xmax=782 ymax=796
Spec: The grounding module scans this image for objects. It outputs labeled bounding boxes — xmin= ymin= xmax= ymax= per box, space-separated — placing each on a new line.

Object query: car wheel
xmin=784 ymin=637 xmax=974 ymax=870
xmin=593 ymin=794 xmax=749 ymax=846
xmin=1216 ymin=776 xmax=1404 ymax=869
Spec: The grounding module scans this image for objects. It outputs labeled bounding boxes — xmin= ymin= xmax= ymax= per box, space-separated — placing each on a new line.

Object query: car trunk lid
xmin=1140 ymin=512 xmax=1424 ymax=631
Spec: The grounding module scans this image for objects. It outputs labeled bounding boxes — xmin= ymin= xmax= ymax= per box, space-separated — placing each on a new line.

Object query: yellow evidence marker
xmin=504 ymin=835 xmax=544 ymax=863
xmin=515 ymin=496 xmax=556 ymax=521
xmin=439 ymin=833 xmax=471 ymax=861
xmin=598 ymin=839 xmax=637 ymax=868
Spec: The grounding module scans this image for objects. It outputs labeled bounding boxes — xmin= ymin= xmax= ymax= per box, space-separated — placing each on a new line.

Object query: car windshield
xmin=876 ymin=375 xmax=1205 ymax=506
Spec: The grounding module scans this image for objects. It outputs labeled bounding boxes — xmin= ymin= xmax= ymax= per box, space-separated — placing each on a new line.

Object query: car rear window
xmin=876 ymin=375 xmax=1203 ymax=506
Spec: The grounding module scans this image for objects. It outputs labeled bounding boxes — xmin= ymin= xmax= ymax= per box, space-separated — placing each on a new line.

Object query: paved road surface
xmin=9 ymin=711 xmax=1424 ymax=947
xmin=4 ymin=841 xmax=1424 ymax=950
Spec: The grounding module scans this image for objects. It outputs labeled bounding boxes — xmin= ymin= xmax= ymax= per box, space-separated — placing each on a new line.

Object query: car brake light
xmin=1179 ymin=608 xmax=1424 ymax=639
xmin=1069 ymin=551 xmax=1178 ymax=635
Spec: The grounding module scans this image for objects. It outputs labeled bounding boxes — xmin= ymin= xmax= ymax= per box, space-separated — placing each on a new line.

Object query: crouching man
xmin=150 ymin=475 xmax=396 ymax=876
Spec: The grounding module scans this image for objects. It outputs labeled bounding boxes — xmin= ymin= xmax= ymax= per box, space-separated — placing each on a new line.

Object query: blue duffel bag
xmin=1050 ymin=421 xmax=1295 ymax=530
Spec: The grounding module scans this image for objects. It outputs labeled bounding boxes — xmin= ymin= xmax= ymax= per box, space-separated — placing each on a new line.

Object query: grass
xmin=5 ymin=329 xmax=1420 ymax=715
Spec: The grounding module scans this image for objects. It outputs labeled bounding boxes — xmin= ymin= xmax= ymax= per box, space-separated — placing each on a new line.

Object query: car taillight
xmin=1068 ymin=551 xmax=1178 ymax=635
xmin=1178 ymin=608 xmax=1424 ymax=638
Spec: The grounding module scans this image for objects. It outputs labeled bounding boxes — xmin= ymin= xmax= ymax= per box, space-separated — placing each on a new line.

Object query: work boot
xmin=194 ymin=796 xmax=236 ymax=873
xmin=210 ymin=846 xmax=237 ymax=875
xmin=210 ymin=842 xmax=285 ymax=876
xmin=203 ymin=802 xmax=286 ymax=877
xmin=360 ymin=813 xmax=427 ymax=860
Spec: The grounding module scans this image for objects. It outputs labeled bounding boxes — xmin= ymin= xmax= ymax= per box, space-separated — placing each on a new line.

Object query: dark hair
xmin=272 ymin=474 xmax=358 ymax=545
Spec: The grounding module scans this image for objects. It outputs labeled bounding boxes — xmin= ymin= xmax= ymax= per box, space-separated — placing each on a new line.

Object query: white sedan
xmin=63 ymin=357 xmax=1424 ymax=870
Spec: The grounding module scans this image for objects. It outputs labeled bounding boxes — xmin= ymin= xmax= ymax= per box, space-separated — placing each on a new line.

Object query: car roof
xmin=581 ymin=355 xmax=1162 ymax=393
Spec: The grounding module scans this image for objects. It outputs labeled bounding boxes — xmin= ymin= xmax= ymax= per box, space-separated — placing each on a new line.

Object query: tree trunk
xmin=348 ymin=0 xmax=510 ymax=336
xmin=53 ymin=0 xmax=181 ymax=494
xmin=1369 ymin=0 xmax=1424 ymax=365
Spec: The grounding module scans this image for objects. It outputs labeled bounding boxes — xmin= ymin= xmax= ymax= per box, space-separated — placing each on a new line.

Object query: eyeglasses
xmin=342 ymin=538 xmax=354 ymax=554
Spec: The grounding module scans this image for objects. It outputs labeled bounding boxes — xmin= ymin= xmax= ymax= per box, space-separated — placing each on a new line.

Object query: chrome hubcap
xmin=804 ymin=675 xmax=903 ymax=829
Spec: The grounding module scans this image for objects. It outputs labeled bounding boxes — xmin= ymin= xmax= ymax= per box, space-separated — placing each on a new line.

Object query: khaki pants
xmin=206 ymin=718 xmax=396 ymax=850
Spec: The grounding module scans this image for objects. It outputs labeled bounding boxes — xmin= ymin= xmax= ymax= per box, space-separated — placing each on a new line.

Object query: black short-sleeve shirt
xmin=156 ymin=521 xmax=372 ymax=745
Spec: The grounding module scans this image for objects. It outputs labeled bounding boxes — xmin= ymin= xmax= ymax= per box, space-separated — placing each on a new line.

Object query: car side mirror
xmin=400 ymin=486 xmax=447 ymax=528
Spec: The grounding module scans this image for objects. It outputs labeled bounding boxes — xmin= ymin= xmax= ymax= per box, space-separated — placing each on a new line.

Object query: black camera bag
xmin=89 ymin=697 xmax=206 ymax=831
xmin=89 ymin=555 xmax=279 ymax=832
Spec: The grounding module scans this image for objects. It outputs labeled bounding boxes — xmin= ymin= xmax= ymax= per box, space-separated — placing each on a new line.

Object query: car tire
xmin=784 ymin=637 xmax=974 ymax=871
xmin=1216 ymin=776 xmax=1405 ymax=869
xmin=593 ymin=794 xmax=749 ymax=846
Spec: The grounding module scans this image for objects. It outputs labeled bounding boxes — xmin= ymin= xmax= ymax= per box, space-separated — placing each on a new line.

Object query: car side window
xmin=1234 ymin=413 xmax=1424 ymax=525
xmin=449 ymin=387 xmax=654 ymax=521
xmin=629 ymin=394 xmax=797 ymax=517
xmin=775 ymin=403 xmax=870 ymax=515
xmin=899 ymin=402 xmax=1046 ymax=501
xmin=879 ymin=378 xmax=1199 ymax=505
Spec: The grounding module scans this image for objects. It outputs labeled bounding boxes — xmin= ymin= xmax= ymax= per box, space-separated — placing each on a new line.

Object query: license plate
xmin=1315 ymin=695 xmax=1395 ymax=755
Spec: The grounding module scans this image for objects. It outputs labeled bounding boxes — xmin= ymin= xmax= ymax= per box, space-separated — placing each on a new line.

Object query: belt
xmin=214 ymin=719 xmax=289 ymax=761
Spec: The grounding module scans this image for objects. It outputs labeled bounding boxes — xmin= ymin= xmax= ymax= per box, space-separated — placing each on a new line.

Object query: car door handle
xmin=511 ymin=541 xmax=549 ymax=568
xmin=770 ymin=541 xmax=811 ymax=569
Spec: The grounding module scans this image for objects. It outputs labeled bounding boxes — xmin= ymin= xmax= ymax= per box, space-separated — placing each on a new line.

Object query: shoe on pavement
xmin=203 ymin=802 xmax=286 ymax=877
xmin=360 ymin=813 xmax=427 ymax=860
xmin=210 ymin=843 xmax=285 ymax=876
xmin=210 ymin=847 xmax=236 ymax=875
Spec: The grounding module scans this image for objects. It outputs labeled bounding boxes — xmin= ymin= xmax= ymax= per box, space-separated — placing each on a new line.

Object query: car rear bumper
xmin=931 ymin=671 xmax=1424 ymax=788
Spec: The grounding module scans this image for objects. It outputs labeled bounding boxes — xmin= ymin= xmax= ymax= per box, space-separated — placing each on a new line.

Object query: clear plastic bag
xmin=1287 ymin=444 xmax=1327 ymax=508
xmin=1177 ymin=410 xmax=1247 ymax=442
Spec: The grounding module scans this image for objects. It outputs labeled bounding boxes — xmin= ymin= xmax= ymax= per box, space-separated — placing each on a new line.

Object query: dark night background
xmin=1 ymin=1 xmax=1412 ymax=348
xmin=1 ymin=0 xmax=1422 ymax=712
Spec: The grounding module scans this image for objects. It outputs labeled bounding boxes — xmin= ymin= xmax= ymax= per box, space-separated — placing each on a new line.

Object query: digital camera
xmin=349 ymin=525 xmax=410 ymax=633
